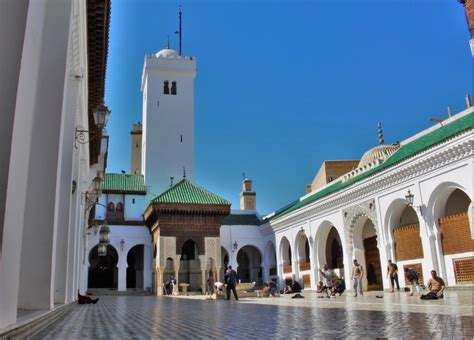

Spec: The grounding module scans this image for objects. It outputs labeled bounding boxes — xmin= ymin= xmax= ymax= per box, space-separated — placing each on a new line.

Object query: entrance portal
xmin=88 ymin=245 xmax=119 ymax=289
xmin=127 ymin=245 xmax=144 ymax=289
xmin=236 ymin=245 xmax=262 ymax=284
xmin=362 ymin=219 xmax=382 ymax=291
xmin=179 ymin=239 xmax=201 ymax=291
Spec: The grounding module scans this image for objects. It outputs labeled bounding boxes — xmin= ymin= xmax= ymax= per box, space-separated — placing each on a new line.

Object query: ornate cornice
xmin=270 ymin=129 xmax=473 ymax=232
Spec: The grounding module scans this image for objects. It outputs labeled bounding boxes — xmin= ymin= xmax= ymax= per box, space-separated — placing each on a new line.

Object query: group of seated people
xmin=256 ymin=281 xmax=280 ymax=297
xmin=317 ymin=264 xmax=345 ymax=298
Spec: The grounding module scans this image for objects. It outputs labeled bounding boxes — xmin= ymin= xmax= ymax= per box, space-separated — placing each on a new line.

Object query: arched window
xmin=171 ymin=81 xmax=177 ymax=95
xmin=116 ymin=202 xmax=124 ymax=212
xmin=163 ymin=81 xmax=170 ymax=95
xmin=107 ymin=202 xmax=115 ymax=212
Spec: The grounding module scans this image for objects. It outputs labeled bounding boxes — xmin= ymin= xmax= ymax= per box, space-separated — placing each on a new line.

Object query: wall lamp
xmin=75 ymin=103 xmax=111 ymax=148
xmin=232 ymin=241 xmax=238 ymax=252
xmin=405 ymin=190 xmax=422 ymax=213
xmin=120 ymin=239 xmax=126 ymax=252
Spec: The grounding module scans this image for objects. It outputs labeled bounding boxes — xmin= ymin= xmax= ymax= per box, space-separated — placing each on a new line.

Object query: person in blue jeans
xmin=224 ymin=265 xmax=239 ymax=300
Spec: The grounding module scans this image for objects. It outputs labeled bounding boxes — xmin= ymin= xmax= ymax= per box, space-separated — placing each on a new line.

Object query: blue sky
xmin=104 ymin=0 xmax=472 ymax=215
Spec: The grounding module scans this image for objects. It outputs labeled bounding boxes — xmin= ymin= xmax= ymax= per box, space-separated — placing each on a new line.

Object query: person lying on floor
xmin=77 ymin=290 xmax=99 ymax=304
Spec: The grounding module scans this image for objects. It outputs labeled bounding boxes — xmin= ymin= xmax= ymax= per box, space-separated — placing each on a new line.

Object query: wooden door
xmin=364 ymin=236 xmax=383 ymax=291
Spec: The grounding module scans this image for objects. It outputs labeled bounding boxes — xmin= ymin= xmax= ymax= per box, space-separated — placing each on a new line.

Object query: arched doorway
xmin=126 ymin=245 xmax=144 ymax=289
xmin=236 ymin=245 xmax=262 ymax=283
xmin=296 ymin=233 xmax=311 ymax=287
xmin=353 ymin=217 xmax=382 ymax=291
xmin=179 ymin=239 xmax=201 ymax=291
xmin=326 ymin=227 xmax=343 ymax=271
xmin=437 ymin=189 xmax=473 ymax=285
xmin=264 ymin=241 xmax=277 ymax=280
xmin=315 ymin=222 xmax=345 ymax=280
xmin=88 ymin=245 xmax=119 ymax=289
xmin=221 ymin=246 xmax=229 ymax=279
xmin=280 ymin=237 xmax=292 ymax=285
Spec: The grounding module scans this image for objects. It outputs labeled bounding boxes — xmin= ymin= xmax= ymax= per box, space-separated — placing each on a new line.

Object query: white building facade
xmin=0 ymin=0 xmax=111 ymax=333
xmin=267 ymin=108 xmax=473 ymax=291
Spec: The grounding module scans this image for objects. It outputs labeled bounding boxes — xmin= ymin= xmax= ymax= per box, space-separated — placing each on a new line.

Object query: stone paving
xmin=33 ymin=291 xmax=474 ymax=339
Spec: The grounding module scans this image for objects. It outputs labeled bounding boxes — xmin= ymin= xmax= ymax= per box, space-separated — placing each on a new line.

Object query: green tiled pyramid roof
xmin=151 ymin=179 xmax=231 ymax=205
xmin=270 ymin=111 xmax=473 ymax=221
xmin=103 ymin=173 xmax=147 ymax=194
xmin=222 ymin=214 xmax=263 ymax=226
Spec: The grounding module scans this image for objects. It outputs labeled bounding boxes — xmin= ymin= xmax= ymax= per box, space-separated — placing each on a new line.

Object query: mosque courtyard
xmin=33 ymin=291 xmax=473 ymax=339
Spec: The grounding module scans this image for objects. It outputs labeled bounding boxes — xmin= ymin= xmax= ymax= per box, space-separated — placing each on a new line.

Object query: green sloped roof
xmin=222 ymin=213 xmax=263 ymax=226
xmin=151 ymin=179 xmax=231 ymax=205
xmin=103 ymin=173 xmax=147 ymax=194
xmin=270 ymin=112 xmax=473 ymax=220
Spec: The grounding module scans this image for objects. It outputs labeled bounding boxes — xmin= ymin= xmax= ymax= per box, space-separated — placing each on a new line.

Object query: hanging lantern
xmin=99 ymin=222 xmax=110 ymax=244
xmin=98 ymin=243 xmax=107 ymax=256
xmin=405 ymin=190 xmax=414 ymax=206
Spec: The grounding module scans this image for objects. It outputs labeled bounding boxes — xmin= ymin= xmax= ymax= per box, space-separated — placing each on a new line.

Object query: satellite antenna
xmin=175 ymin=6 xmax=182 ymax=56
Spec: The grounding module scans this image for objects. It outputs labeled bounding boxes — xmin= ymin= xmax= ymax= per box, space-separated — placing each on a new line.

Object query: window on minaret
xmin=163 ymin=81 xmax=170 ymax=95
xmin=171 ymin=81 xmax=177 ymax=95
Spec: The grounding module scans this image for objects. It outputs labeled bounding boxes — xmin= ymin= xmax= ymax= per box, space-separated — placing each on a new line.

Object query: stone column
xmin=118 ymin=256 xmax=127 ymax=292
xmin=143 ymin=245 xmax=152 ymax=291
xmin=215 ymin=266 xmax=221 ymax=282
xmin=155 ymin=267 xmax=162 ymax=296
xmin=0 ymin=0 xmax=29 ymax=328
xmin=174 ymin=262 xmax=180 ymax=295
xmin=13 ymin=0 xmax=72 ymax=312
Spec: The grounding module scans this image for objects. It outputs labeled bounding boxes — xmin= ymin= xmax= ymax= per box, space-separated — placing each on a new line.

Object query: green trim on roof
xmin=103 ymin=173 xmax=147 ymax=194
xmin=222 ymin=214 xmax=263 ymax=226
xmin=271 ymin=112 xmax=474 ymax=220
xmin=152 ymin=179 xmax=231 ymax=205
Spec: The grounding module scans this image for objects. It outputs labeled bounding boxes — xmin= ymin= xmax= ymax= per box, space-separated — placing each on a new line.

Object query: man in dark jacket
xmin=224 ymin=265 xmax=239 ymax=301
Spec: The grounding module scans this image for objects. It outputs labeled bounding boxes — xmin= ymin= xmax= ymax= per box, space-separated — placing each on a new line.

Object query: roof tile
xmin=152 ymin=179 xmax=231 ymax=205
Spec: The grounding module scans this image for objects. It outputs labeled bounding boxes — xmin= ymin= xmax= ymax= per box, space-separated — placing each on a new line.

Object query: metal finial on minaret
xmin=175 ymin=6 xmax=182 ymax=56
xmin=170 ymin=177 xmax=174 ymax=187
xmin=183 ymin=166 xmax=186 ymax=179
xmin=166 ymin=35 xmax=170 ymax=49
xmin=378 ymin=122 xmax=384 ymax=145
xmin=242 ymin=172 xmax=246 ymax=180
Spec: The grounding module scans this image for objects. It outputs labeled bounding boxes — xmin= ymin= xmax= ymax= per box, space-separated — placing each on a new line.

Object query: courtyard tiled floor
xmin=34 ymin=291 xmax=474 ymax=339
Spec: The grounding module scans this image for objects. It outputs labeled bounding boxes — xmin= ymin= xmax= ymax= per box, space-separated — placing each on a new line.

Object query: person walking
xmin=351 ymin=259 xmax=364 ymax=297
xmin=224 ymin=265 xmax=239 ymax=301
xmin=404 ymin=267 xmax=420 ymax=296
xmin=387 ymin=260 xmax=400 ymax=292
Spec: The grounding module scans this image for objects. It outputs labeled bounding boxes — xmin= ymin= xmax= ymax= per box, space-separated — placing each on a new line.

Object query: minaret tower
xmin=141 ymin=39 xmax=196 ymax=197
xmin=240 ymin=178 xmax=256 ymax=211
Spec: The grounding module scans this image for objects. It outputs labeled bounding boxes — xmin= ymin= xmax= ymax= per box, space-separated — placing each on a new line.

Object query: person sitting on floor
xmin=283 ymin=284 xmax=293 ymax=294
xmin=332 ymin=277 xmax=346 ymax=296
xmin=77 ymin=290 xmax=98 ymax=304
xmin=257 ymin=282 xmax=270 ymax=298
xmin=292 ymin=280 xmax=302 ymax=293
xmin=268 ymin=281 xmax=279 ymax=297
xmin=421 ymin=270 xmax=446 ymax=300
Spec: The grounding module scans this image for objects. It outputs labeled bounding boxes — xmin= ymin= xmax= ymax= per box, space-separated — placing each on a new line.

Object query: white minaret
xmin=141 ymin=44 xmax=196 ymax=198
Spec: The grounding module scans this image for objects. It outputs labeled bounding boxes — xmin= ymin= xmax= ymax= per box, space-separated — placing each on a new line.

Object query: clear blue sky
xmin=104 ymin=0 xmax=472 ymax=215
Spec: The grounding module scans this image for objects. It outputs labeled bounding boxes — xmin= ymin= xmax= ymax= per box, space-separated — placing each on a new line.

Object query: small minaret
xmin=240 ymin=178 xmax=256 ymax=211
xmin=459 ymin=0 xmax=474 ymax=56
xmin=130 ymin=123 xmax=142 ymax=175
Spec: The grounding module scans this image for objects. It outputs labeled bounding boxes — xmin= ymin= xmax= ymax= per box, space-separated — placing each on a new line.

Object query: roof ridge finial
xmin=166 ymin=35 xmax=170 ymax=49
xmin=378 ymin=122 xmax=384 ymax=145
xmin=183 ymin=166 xmax=186 ymax=179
